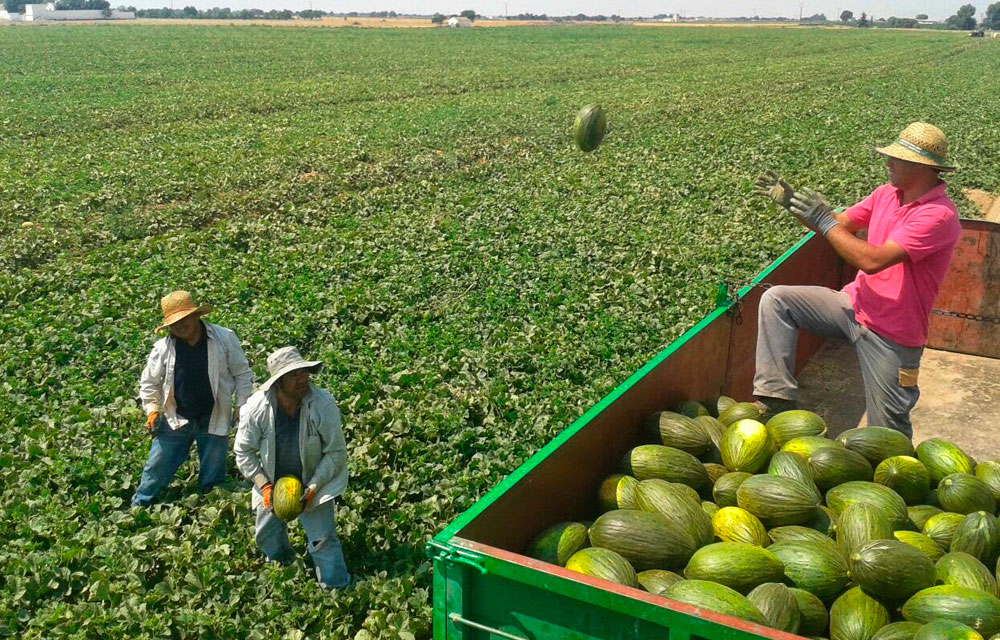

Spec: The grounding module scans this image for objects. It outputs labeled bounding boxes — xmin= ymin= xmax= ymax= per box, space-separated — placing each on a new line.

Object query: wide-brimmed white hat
xmin=260 ymin=346 xmax=322 ymax=392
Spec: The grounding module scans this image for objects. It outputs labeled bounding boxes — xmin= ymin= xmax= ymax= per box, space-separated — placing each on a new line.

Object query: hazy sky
xmin=135 ymin=0 xmax=968 ymax=21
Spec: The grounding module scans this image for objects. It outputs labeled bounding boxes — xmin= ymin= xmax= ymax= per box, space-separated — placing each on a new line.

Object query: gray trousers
xmin=255 ymin=500 xmax=351 ymax=589
xmin=753 ymin=285 xmax=923 ymax=437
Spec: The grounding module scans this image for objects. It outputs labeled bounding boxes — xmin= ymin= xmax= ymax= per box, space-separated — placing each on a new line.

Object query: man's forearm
xmin=824 ymin=225 xmax=904 ymax=275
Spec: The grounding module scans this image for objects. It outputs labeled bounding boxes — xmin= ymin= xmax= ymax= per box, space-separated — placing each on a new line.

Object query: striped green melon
xmin=769 ymin=451 xmax=820 ymax=495
xmin=713 ymin=472 xmax=752 ymax=508
xmin=908 ymin=505 xmax=944 ymax=530
xmin=719 ymin=402 xmax=763 ymax=427
xmin=695 ymin=415 xmax=726 ymax=464
xmin=768 ymin=525 xmax=836 ymax=547
xmin=902 ymin=585 xmax=1000 ymax=636
xmin=636 ymin=569 xmax=684 ymax=595
xmin=894 ymin=531 xmax=946 ymax=562
xmin=914 ymin=620 xmax=984 ymax=640
xmin=810 ymin=446 xmax=874 ymax=491
xmin=588 ymin=509 xmax=698 ymax=571
xmin=923 ymin=512 xmax=966 ymax=551
xmin=702 ymin=501 xmax=720 ymax=517
xmin=704 ymin=463 xmax=729 ymax=485
xmin=873 ymin=622 xmax=923 ymax=640
xmin=663 ymin=579 xmax=767 ymax=625
xmin=573 ymin=104 xmax=606 ymax=153
xmin=644 ymin=411 xmax=711 ymax=455
xmin=684 ymin=542 xmax=785 ymax=594
xmin=622 ymin=445 xmax=709 ymax=489
xmin=272 ymin=476 xmax=304 ymax=522
xmin=676 ymin=400 xmax=710 ymax=419
xmin=916 ymin=438 xmax=976 ymax=486
xmin=792 ymin=587 xmax=830 ymax=636
xmin=826 ymin=481 xmax=910 ymax=530
xmin=938 ymin=474 xmax=997 ymax=515
xmin=769 ymin=540 xmax=850 ymax=602
xmin=936 ymin=551 xmax=998 ymax=596
xmin=527 ymin=521 xmax=590 ymax=566
xmin=634 ymin=479 xmax=714 ymax=547
xmin=748 ymin=582 xmax=801 ymax=633
xmin=837 ymin=426 xmax=915 ymax=467
xmin=830 ymin=586 xmax=892 ymax=640
xmin=565 ymin=547 xmax=637 ymax=587
xmin=849 ymin=538 xmax=936 ymax=601
xmin=766 ymin=410 xmax=828 ymax=446
xmin=737 ymin=474 xmax=820 ymax=527
xmin=836 ymin=502 xmax=894 ymax=558
xmin=783 ymin=436 xmax=844 ymax=459
xmin=721 ymin=419 xmax=775 ymax=473
xmin=875 ymin=456 xmax=931 ymax=505
xmin=711 ymin=507 xmax=769 ymax=547
xmin=975 ymin=462 xmax=1000 ymax=501
xmin=714 ymin=396 xmax=738 ymax=418
xmin=597 ymin=474 xmax=639 ymax=512
xmin=950 ymin=511 xmax=1000 ymax=567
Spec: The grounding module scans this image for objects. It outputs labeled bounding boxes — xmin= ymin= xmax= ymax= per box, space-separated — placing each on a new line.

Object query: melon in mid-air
xmin=574 ymin=104 xmax=606 ymax=152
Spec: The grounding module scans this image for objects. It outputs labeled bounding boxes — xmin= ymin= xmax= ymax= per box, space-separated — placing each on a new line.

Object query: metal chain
xmin=720 ymin=279 xmax=773 ymax=326
xmin=930 ymin=309 xmax=1000 ymax=325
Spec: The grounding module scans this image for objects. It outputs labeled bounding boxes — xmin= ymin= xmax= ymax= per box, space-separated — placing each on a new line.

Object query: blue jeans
xmin=754 ymin=286 xmax=923 ymax=437
xmin=131 ymin=415 xmax=228 ymax=506
xmin=255 ymin=500 xmax=351 ymax=589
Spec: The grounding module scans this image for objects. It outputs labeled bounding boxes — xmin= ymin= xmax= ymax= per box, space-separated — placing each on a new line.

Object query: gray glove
xmin=789 ymin=188 xmax=838 ymax=235
xmin=753 ymin=170 xmax=795 ymax=210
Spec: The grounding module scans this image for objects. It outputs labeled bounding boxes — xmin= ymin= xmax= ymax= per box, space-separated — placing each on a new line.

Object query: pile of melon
xmin=527 ymin=398 xmax=1000 ymax=640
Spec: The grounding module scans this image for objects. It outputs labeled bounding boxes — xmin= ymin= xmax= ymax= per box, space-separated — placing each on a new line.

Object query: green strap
xmin=895 ymin=138 xmax=948 ymax=166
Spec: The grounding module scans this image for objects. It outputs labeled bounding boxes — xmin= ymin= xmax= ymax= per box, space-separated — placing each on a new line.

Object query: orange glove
xmin=301 ymin=486 xmax=316 ymax=508
xmin=144 ymin=411 xmax=160 ymax=435
xmin=262 ymin=484 xmax=273 ymax=510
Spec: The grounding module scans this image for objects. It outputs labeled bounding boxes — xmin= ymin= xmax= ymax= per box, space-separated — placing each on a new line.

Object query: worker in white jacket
xmin=133 ymin=291 xmax=253 ymax=507
xmin=234 ymin=346 xmax=350 ymax=589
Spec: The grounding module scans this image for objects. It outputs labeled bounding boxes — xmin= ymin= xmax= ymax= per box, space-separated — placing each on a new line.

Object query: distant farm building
xmin=0 ymin=3 xmax=135 ymax=21
xmin=447 ymin=15 xmax=472 ymax=27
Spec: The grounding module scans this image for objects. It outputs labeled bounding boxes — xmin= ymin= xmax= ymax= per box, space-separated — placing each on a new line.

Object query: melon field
xmin=1 ymin=23 xmax=998 ymax=638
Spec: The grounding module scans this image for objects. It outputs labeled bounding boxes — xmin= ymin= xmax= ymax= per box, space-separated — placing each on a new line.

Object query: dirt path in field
xmin=124 ymin=17 xmax=583 ymax=28
xmin=964 ymin=188 xmax=1000 ymax=221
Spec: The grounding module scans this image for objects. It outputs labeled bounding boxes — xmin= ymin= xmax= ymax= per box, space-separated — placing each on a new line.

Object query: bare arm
xmin=824 ymin=225 xmax=908 ymax=275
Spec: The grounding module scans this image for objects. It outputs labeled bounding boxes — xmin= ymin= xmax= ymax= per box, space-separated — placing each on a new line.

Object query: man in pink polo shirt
xmin=751 ymin=122 xmax=961 ymax=436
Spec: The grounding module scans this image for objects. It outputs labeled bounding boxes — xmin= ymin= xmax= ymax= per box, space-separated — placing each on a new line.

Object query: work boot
xmin=753 ymin=397 xmax=798 ymax=421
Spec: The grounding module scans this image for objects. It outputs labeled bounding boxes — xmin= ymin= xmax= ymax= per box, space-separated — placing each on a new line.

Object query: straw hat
xmin=155 ymin=290 xmax=212 ymax=331
xmin=260 ymin=346 xmax=323 ymax=392
xmin=875 ymin=122 xmax=954 ymax=172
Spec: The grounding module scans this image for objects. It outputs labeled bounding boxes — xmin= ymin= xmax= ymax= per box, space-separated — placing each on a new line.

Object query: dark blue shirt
xmin=173 ymin=324 xmax=214 ymax=420
xmin=273 ymin=406 xmax=303 ymax=483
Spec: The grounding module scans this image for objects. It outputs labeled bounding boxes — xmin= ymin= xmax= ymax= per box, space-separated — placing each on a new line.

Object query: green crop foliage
xmin=0 ymin=24 xmax=997 ymax=638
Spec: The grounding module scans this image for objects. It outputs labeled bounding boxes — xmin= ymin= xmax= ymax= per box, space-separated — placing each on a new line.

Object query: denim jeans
xmin=255 ymin=500 xmax=351 ymax=589
xmin=754 ymin=285 xmax=923 ymax=437
xmin=131 ymin=415 xmax=228 ymax=506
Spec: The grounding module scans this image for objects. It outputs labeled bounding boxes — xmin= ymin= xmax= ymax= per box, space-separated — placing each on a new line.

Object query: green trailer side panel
xmin=433 ymin=539 xmax=786 ymax=640
xmin=445 ymin=231 xmax=845 ymax=555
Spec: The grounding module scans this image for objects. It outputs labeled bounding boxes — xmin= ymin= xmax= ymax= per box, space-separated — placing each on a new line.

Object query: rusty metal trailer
xmin=428 ymin=219 xmax=1000 ymax=640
